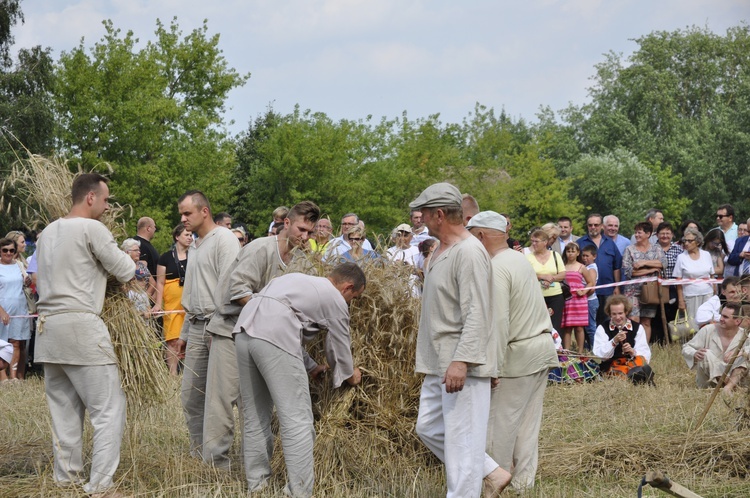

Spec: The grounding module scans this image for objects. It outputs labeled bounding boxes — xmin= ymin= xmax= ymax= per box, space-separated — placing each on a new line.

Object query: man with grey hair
xmin=324 ymin=212 xmax=373 ymax=259
xmin=603 ymin=215 xmax=631 ymax=256
xmin=467 ymin=211 xmax=558 ymax=492
xmin=410 ymin=183 xmax=504 ymax=497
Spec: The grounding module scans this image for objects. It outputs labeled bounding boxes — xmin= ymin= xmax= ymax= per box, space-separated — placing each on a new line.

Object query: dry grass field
xmin=2 ymin=344 xmax=750 ymax=497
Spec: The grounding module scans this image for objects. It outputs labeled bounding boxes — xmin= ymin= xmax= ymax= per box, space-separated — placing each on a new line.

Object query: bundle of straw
xmin=2 ymin=155 xmax=170 ymax=406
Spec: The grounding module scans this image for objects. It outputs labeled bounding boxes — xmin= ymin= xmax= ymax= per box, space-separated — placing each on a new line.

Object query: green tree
xmin=563 ymin=25 xmax=750 ymax=229
xmin=54 ymin=18 xmax=248 ymax=250
xmin=565 ymin=147 xmax=689 ymax=235
xmin=0 ymin=1 xmax=55 ymax=234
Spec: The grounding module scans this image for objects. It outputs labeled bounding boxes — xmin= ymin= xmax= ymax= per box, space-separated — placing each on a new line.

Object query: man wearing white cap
xmin=387 ymin=223 xmax=419 ymax=266
xmin=409 ymin=182 xmax=505 ymax=497
xmin=467 ymin=211 xmax=558 ymax=492
xmin=35 ymin=173 xmax=136 ymax=496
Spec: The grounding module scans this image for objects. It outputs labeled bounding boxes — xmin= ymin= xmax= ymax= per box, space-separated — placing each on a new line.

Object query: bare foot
xmin=483 ymin=466 xmax=512 ymax=497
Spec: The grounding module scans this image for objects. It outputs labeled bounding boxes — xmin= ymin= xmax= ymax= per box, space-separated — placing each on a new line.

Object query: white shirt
xmin=673 ymin=250 xmax=714 ymax=297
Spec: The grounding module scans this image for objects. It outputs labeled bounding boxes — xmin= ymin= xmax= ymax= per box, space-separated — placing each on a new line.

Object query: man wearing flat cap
xmin=410 ymin=183 xmax=505 ymax=497
xmin=467 ymin=211 xmax=558 ymax=492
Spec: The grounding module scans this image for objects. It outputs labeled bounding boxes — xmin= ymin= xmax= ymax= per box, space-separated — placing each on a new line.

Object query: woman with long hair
xmin=152 ymin=224 xmax=191 ymax=375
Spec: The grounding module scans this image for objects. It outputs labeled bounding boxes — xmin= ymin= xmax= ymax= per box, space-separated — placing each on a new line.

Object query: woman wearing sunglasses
xmin=0 ymin=237 xmax=31 ymax=382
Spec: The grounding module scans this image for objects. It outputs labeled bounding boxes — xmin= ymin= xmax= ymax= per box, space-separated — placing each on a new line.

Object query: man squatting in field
xmin=202 ymin=201 xmax=321 ymax=469
xmin=467 ymin=211 xmax=559 ymax=492
xmin=409 ymin=183 xmax=511 ymax=497
xmin=233 ymin=264 xmax=365 ymax=497
xmin=177 ymin=190 xmax=241 ymax=460
xmin=35 ymin=174 xmax=136 ymax=496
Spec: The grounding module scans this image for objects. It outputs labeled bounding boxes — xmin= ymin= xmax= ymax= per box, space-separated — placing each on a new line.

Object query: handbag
xmin=639 ymin=273 xmax=669 ymax=305
xmin=553 ymin=252 xmax=572 ymax=300
xmin=16 ymin=260 xmax=36 ymax=314
xmin=668 ymin=309 xmax=697 ymax=342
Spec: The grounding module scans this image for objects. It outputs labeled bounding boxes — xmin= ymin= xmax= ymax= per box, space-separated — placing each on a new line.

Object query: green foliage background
xmin=1 ymin=4 xmax=748 ymax=250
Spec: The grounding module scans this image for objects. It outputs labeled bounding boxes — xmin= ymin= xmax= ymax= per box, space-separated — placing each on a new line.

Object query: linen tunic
xmin=208 ymin=236 xmax=293 ymax=337
xmin=179 ymin=226 xmax=240 ymax=339
xmin=415 ymin=236 xmax=494 ymax=377
xmin=490 ymin=249 xmax=558 ymax=378
xmin=233 ymin=272 xmax=355 ymax=388
xmin=35 ymin=217 xmax=135 ymax=365
xmin=681 ymin=324 xmax=747 ymax=387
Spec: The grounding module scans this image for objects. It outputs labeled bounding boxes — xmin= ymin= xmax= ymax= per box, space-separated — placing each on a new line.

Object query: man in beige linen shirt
xmin=233 ymin=264 xmax=364 ymax=497
xmin=410 ymin=183 xmax=507 ymax=498
xmin=467 ymin=211 xmax=558 ymax=492
xmin=35 ymin=174 xmax=136 ymax=497
xmin=177 ymin=190 xmax=241 ymax=460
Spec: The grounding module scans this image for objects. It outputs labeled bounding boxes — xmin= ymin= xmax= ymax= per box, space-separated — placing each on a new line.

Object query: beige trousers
xmin=44 ymin=363 xmax=126 ymax=494
xmin=202 ymin=333 xmax=241 ymax=470
xmin=486 ymin=369 xmax=548 ymax=491
xmin=181 ymin=319 xmax=211 ymax=457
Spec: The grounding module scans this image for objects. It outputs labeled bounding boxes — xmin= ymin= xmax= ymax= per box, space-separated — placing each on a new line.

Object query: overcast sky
xmin=11 ymin=0 xmax=749 ymax=135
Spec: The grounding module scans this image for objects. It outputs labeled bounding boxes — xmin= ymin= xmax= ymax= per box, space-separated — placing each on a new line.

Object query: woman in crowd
xmin=678 ymin=220 xmax=703 ymax=247
xmin=121 ymin=238 xmax=156 ymax=314
xmin=0 ymin=237 xmax=31 ymax=382
xmin=340 ymin=226 xmax=379 ymax=266
xmin=561 ymin=242 xmax=596 ymax=352
xmin=541 ymin=222 xmax=562 ymax=254
xmin=593 ymin=294 xmax=652 ymax=381
xmin=152 ymin=224 xmax=191 ymax=375
xmin=526 ymin=228 xmax=566 ymax=332
xmin=621 ymin=222 xmax=666 ymax=342
xmin=655 ymin=222 xmax=684 ymax=342
xmin=702 ymin=229 xmax=728 ymax=277
xmin=674 ymin=227 xmax=715 ymax=323
xmin=4 ymin=231 xmax=27 ymax=268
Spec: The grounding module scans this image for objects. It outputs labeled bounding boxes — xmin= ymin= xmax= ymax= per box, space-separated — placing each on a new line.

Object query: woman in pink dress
xmin=562 ymin=242 xmax=596 ymax=353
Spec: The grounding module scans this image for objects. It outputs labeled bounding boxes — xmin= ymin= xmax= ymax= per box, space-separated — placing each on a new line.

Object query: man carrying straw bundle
xmin=34 ymin=173 xmax=136 ymax=497
xmin=409 ymin=183 xmax=510 ymax=497
xmin=233 ymin=263 xmax=365 ymax=497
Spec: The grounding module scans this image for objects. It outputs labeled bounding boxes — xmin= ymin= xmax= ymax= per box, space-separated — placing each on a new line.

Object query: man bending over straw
xmin=35 ymin=173 xmax=136 ymax=497
xmin=409 ymin=183 xmax=510 ymax=497
xmin=202 ymin=200 xmax=319 ymax=469
xmin=233 ymin=263 xmax=365 ymax=497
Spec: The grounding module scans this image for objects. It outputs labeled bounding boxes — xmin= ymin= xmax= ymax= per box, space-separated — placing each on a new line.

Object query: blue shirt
xmin=611 ymin=234 xmax=632 ymax=256
xmin=577 ymin=234 xmax=622 ymax=296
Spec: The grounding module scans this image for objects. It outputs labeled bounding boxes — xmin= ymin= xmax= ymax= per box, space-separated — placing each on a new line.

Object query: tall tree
xmin=54 ymin=18 xmax=248 ymax=249
xmin=563 ymin=25 xmax=750 ymax=229
xmin=0 ymin=0 xmax=55 ymax=234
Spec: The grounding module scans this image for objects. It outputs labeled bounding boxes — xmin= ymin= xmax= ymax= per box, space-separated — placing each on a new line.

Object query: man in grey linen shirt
xmin=35 ymin=173 xmax=136 ymax=496
xmin=467 ymin=211 xmax=559 ymax=492
xmin=201 ymin=201 xmax=319 ymax=470
xmin=410 ymin=182 xmax=505 ymax=498
xmin=233 ymin=263 xmax=365 ymax=498
xmin=177 ymin=190 xmax=241 ymax=460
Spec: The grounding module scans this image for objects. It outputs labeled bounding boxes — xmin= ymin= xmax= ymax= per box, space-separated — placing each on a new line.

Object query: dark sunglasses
xmin=1 ymin=248 xmax=16 ymax=254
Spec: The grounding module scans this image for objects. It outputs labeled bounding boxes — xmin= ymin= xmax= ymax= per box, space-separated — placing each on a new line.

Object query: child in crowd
xmin=581 ymin=245 xmax=599 ymax=351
